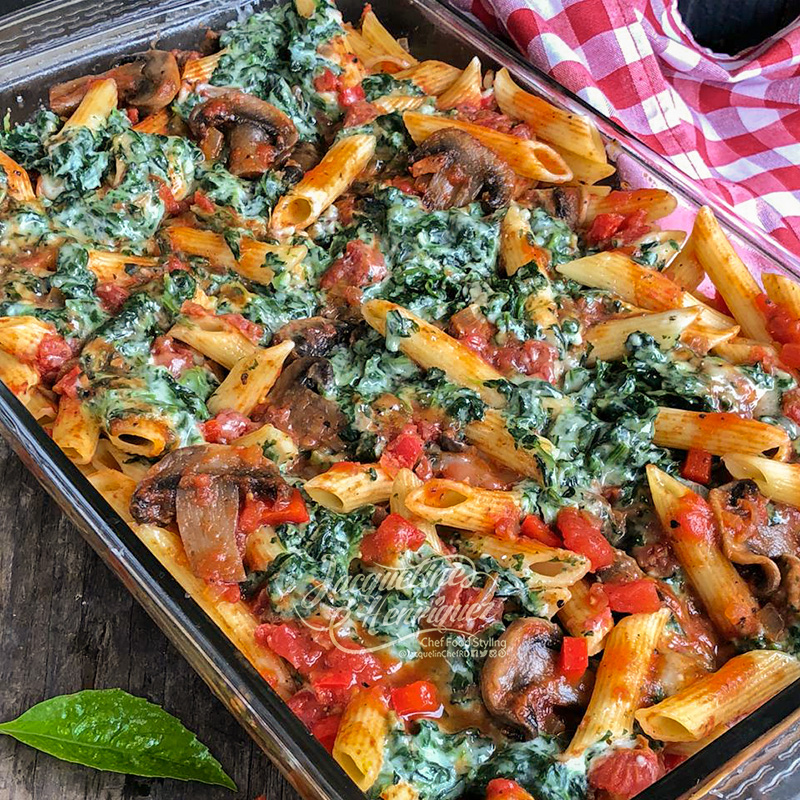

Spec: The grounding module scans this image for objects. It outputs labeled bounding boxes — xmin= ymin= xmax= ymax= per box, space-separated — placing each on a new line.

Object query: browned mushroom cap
xmin=272 ymin=317 xmax=350 ymax=358
xmin=408 ymin=128 xmax=515 ymax=211
xmin=481 ymin=617 xmax=593 ymax=736
xmin=524 ymin=188 xmax=588 ymax=229
xmin=255 ymin=356 xmax=347 ymax=452
xmin=130 ymin=443 xmax=289 ymax=526
xmin=49 ymin=51 xmax=180 ymax=117
xmin=188 ymin=91 xmax=299 ymax=178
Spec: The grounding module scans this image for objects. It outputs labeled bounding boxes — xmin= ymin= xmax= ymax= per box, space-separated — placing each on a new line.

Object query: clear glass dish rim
xmin=0 ymin=0 xmax=797 ymax=798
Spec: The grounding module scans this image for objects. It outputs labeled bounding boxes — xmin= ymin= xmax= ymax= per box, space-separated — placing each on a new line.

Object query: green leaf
xmin=0 ymin=689 xmax=236 ymax=790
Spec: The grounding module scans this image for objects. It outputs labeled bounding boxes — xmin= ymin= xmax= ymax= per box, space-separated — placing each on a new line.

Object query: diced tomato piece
xmin=520 ymin=514 xmax=562 ymax=548
xmin=390 ymin=680 xmax=442 ymax=719
xmin=557 ymin=508 xmax=614 ymax=570
xmin=158 ymin=183 xmax=181 ymax=215
xmin=587 ymin=210 xmax=650 ymax=248
xmin=343 ymin=100 xmax=380 ymax=128
xmin=35 ymin=333 xmax=72 ymax=383
xmin=201 ymin=408 xmax=255 ymax=444
xmin=313 ymin=68 xmax=340 ymax=93
xmin=425 ymin=571 xmax=504 ymax=635
xmin=327 ymin=461 xmax=362 ymax=473
xmin=706 ymin=289 xmax=731 ymax=316
xmin=310 ymin=647 xmax=387 ymax=702
xmin=586 ymin=213 xmax=626 ymax=247
xmin=671 ymin=493 xmax=717 ymax=544
xmin=588 ymin=747 xmax=665 ymax=800
xmin=311 ymin=714 xmax=342 ymax=752
xmin=52 ymin=364 xmax=82 ymax=398
xmin=238 ymin=488 xmax=310 ymax=534
xmin=151 ymin=335 xmax=196 ymax=378
xmin=485 ymin=778 xmax=536 ymax=800
xmin=616 ymin=208 xmax=650 ymax=243
xmin=493 ymin=339 xmax=557 ymax=382
xmin=209 ymin=582 xmax=241 ymax=604
xmin=781 ymin=342 xmax=800 ymax=369
xmin=338 ymin=83 xmax=365 ymax=107
xmin=95 ymin=282 xmax=130 ymax=313
xmin=320 ymin=240 xmax=387 ymax=291
xmin=603 ymin=579 xmax=662 ymax=614
xmin=491 ymin=502 xmax=520 ymax=541
xmin=360 ymin=512 xmax=426 ymax=565
xmin=287 ymin=690 xmax=326 ymax=729
xmin=256 ymin=623 xmax=324 ymax=673
xmin=192 ymin=190 xmax=215 ymax=214
xmin=166 ymin=254 xmax=188 ymax=272
xmin=380 ymin=424 xmax=425 ymax=476
xmin=662 ymin=752 xmax=689 ymax=771
xmin=756 ymin=292 xmax=800 ymax=345
xmin=558 ymin=636 xmax=588 ymax=678
xmin=681 ymin=448 xmax=713 ymax=485
xmin=224 ymin=313 xmax=264 ymax=344
xmin=783 ymin=386 xmax=800 ymax=425
xmin=125 ymin=107 xmax=140 ymax=124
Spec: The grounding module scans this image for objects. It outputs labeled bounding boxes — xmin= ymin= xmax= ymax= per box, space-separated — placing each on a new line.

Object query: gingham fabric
xmin=453 ymin=0 xmax=800 ymax=256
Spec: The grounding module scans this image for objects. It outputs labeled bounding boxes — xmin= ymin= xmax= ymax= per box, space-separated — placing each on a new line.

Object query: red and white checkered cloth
xmin=453 ymin=0 xmax=800 ymax=256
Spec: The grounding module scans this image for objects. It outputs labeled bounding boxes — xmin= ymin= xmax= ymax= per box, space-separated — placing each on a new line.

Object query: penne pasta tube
xmin=0 ymin=349 xmax=40 ymax=402
xmin=394 ymin=61 xmax=461 ymax=95
xmin=25 ymin=389 xmax=58 ymax=426
xmin=404 ymin=479 xmax=520 ymax=534
xmin=465 ymin=409 xmax=544 ymax=481
xmin=0 ymin=315 xmax=57 ymax=362
xmin=344 ymin=27 xmax=383 ymax=67
xmin=233 ymin=422 xmax=299 ymax=466
xmin=181 ymin=50 xmax=226 ymax=85
xmin=584 ymin=189 xmax=677 ymax=224
xmin=564 ymin=609 xmax=670 ymax=757
xmin=61 ymin=78 xmax=117 ymax=131
xmin=402 ymin=111 xmax=572 ymax=183
xmin=585 ymin=308 xmax=701 ymax=363
xmin=132 ymin=108 xmax=169 ymax=135
xmin=555 ymin=148 xmax=615 ymax=185
xmin=371 ymin=95 xmax=426 ymax=115
xmin=360 ymin=9 xmax=418 ymax=69
xmin=680 ymin=322 xmax=740 ymax=354
xmin=169 ymin=318 xmax=256 ymax=370
xmin=237 ymin=239 xmax=307 ymax=286
xmin=493 ymin=68 xmax=605 ymax=163
xmin=646 ymin=465 xmax=761 ymax=640
xmin=52 ymin=395 xmax=101 ymax=465
xmin=295 ymin=0 xmax=317 ymax=18
xmin=107 ymin=415 xmax=172 ymax=458
xmin=763 ymin=272 xmax=800 ymax=319
xmin=0 ymin=149 xmax=35 ymax=202
xmin=712 ymin=337 xmax=779 ymax=366
xmin=87 ymin=468 xmax=138 ymax=523
xmin=663 ymin=238 xmax=704 ymax=292
xmin=436 ymin=56 xmax=482 ymax=110
xmin=654 ymin=407 xmax=790 ymax=460
xmin=134 ymin=521 xmax=293 ymax=695
xmin=86 ymin=250 xmax=159 ymax=283
xmin=723 ymin=453 xmax=800 ymax=509
xmin=381 ymin=782 xmax=418 ymax=800
xmin=245 ymin=526 xmax=286 ymax=571
xmin=207 ymin=340 xmax=294 ymax=416
xmin=270 ymin=134 xmax=376 ymax=237
xmin=91 ymin=439 xmax=150 ymax=482
xmin=390 ymin=468 xmax=446 ymax=555
xmin=304 ymin=462 xmax=394 ymax=513
xmin=361 ymin=299 xmax=505 ymax=407
xmin=168 ymin=226 xmax=237 ymax=269
xmin=459 ymin=532 xmax=590 ymax=589
xmin=333 ymin=685 xmax=390 ymax=791
xmin=636 ymin=650 xmax=800 ymax=742
xmin=557 ymin=578 xmax=614 ymax=655
xmin=691 ymin=206 xmax=770 ymax=342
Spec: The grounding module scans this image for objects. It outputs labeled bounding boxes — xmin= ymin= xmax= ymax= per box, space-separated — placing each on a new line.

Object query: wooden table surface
xmin=0 ymin=1 xmax=798 ymax=799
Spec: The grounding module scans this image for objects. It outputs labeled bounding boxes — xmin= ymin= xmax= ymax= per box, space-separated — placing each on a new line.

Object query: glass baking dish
xmin=1 ymin=0 xmax=799 ymax=798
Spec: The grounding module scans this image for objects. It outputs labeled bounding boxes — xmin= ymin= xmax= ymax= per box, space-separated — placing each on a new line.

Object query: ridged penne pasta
xmin=565 ymin=609 xmax=670 ymax=757
xmin=360 ymin=9 xmax=418 ymax=69
xmin=53 ymin=395 xmax=100 ymax=465
xmin=61 ymin=78 xmax=117 ymax=131
xmin=333 ymin=685 xmax=390 ymax=791
xmin=723 ymin=454 xmax=800 ymax=509
xmin=207 ymin=340 xmax=294 ymax=416
xmin=233 ymin=422 xmax=299 ymax=465
xmin=87 ymin=467 xmax=138 ymax=523
xmin=86 ymin=250 xmax=159 ymax=283
xmin=646 ymin=465 xmax=761 ymax=640
xmin=712 ymin=337 xmax=779 ymax=366
xmin=168 ymin=226 xmax=237 ymax=269
xmin=91 ymin=438 xmax=151 ymax=482
xmin=653 ymin=407 xmax=790 ymax=460
xmin=390 ymin=468 xmax=446 ymax=555
xmin=135 ymin=521 xmax=293 ymax=695
xmin=25 ymin=389 xmax=58 ymax=425
xmin=459 ymin=532 xmax=590 ymax=589
xmin=663 ymin=235 xmax=703 ymax=292
xmin=763 ymin=272 xmax=800 ymax=319
xmin=585 ymin=308 xmax=701 ymax=363
xmin=636 ymin=650 xmax=800 ymax=741
xmin=402 ymin=111 xmax=572 ymax=183
xmin=394 ymin=60 xmax=461 ymax=95
xmin=0 ymin=316 xmax=57 ymax=362
xmin=0 ymin=349 xmax=39 ymax=402
xmin=584 ymin=189 xmax=677 ymax=224
xmin=270 ymin=134 xmax=376 ymax=236
xmin=557 ymin=578 xmax=614 ymax=656
xmin=0 ymin=149 xmax=35 ymax=202
xmin=361 ymin=299 xmax=505 ymax=406
xmin=436 ymin=56 xmax=482 ymax=110
xmin=691 ymin=206 xmax=770 ymax=342
xmin=237 ymin=239 xmax=308 ymax=285
xmin=371 ymin=95 xmax=426 ymax=115
xmin=381 ymin=782 xmax=418 ymax=800
xmin=107 ymin=415 xmax=172 ymax=458
xmin=493 ymin=68 xmax=605 ymax=163
xmin=555 ymin=148 xmax=616 ymax=185
xmin=181 ymin=50 xmax=226 ymax=84
xmin=169 ymin=318 xmax=256 ymax=370
xmin=465 ymin=409 xmax=544 ymax=480
xmin=132 ymin=108 xmax=169 ymax=135
xmin=305 ymin=462 xmax=394 ymax=513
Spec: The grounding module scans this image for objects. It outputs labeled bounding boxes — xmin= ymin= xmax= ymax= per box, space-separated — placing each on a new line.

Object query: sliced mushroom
xmin=188 ymin=91 xmax=298 ymax=177
xmin=282 ymin=141 xmax=324 ymax=184
xmin=256 ymin=356 xmax=347 ymax=452
xmin=524 ymin=188 xmax=588 ymax=229
xmin=481 ymin=617 xmax=593 ymax=736
xmin=50 ymin=51 xmax=180 ymax=117
xmin=272 ymin=317 xmax=350 ymax=358
xmin=408 ymin=128 xmax=514 ymax=211
xmin=130 ymin=444 xmax=293 ymax=584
